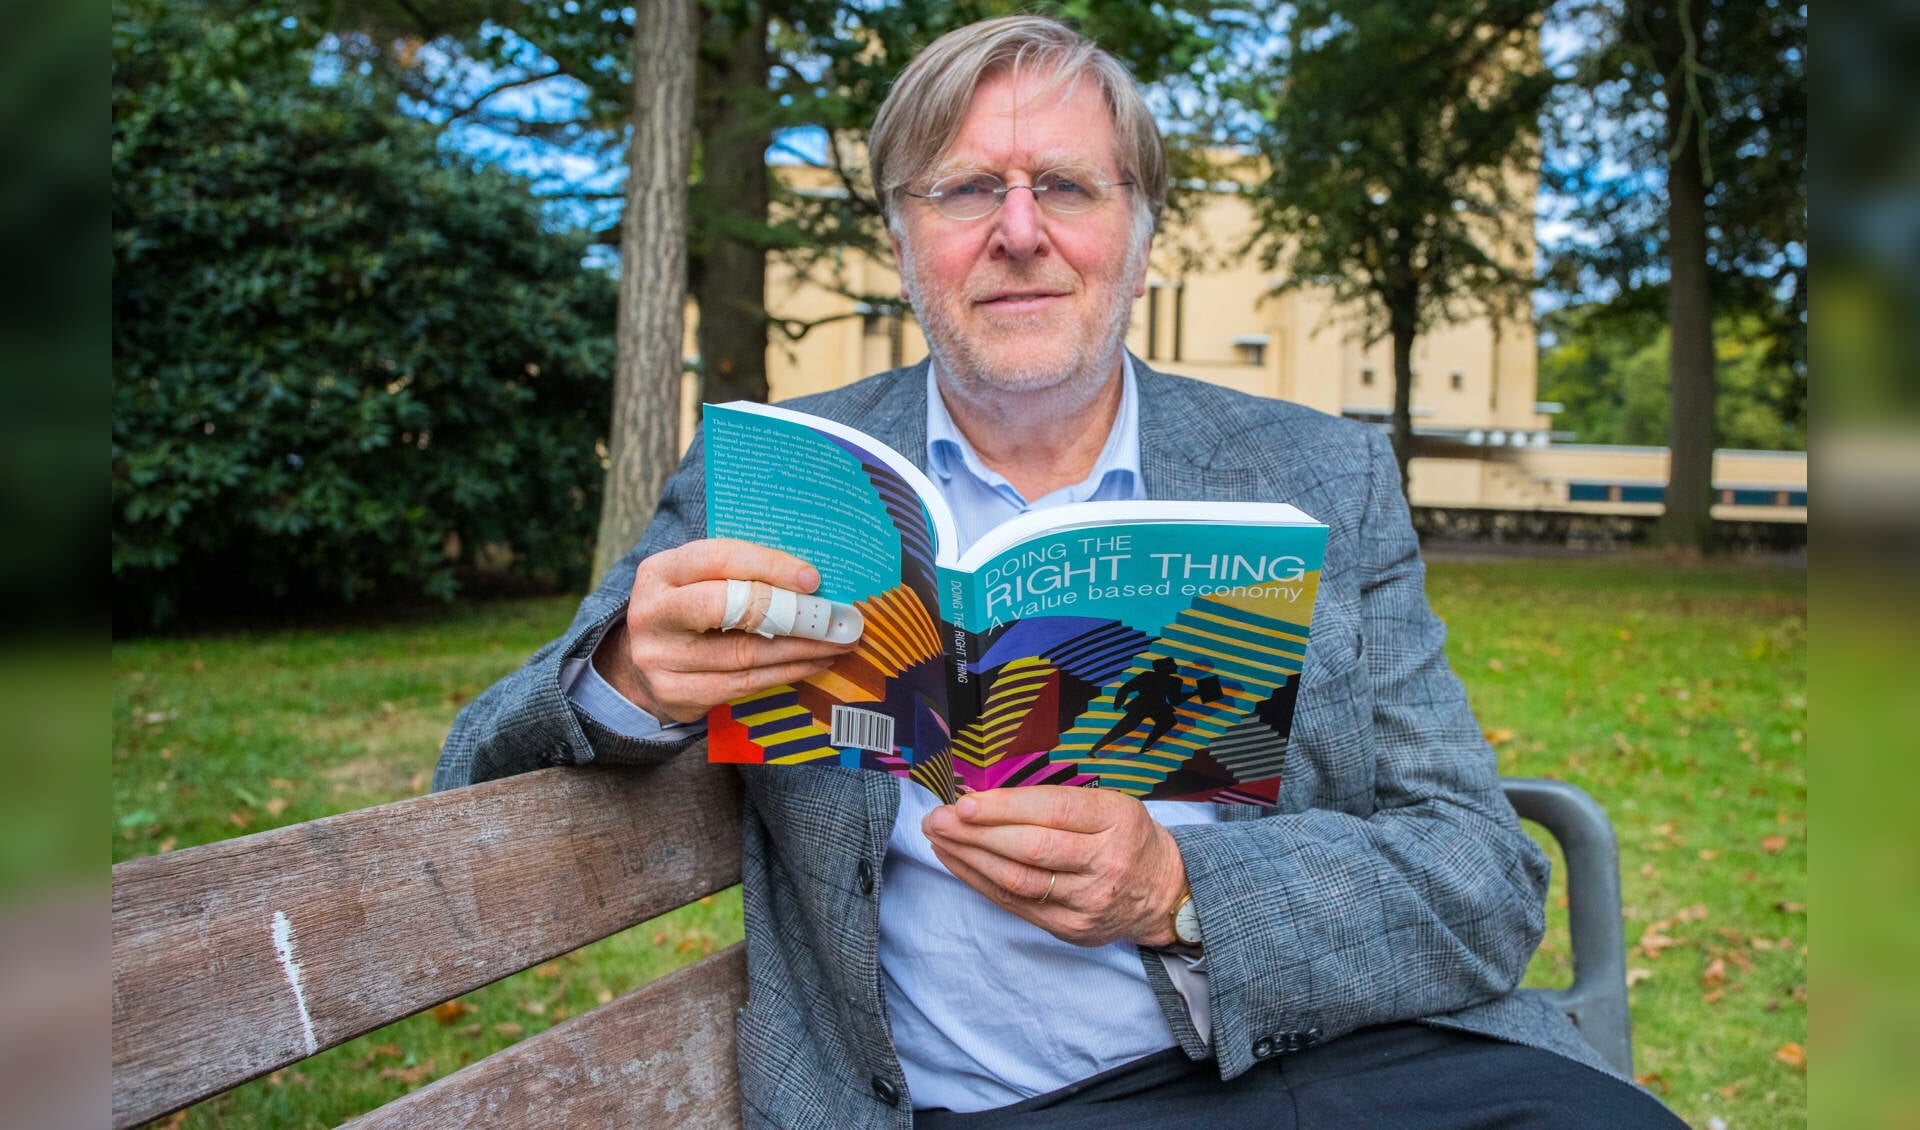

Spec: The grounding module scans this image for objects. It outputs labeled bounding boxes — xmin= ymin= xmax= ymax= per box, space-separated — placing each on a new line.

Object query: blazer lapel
xmin=863 ymin=361 xmax=932 ymax=474
xmin=1135 ymin=360 xmax=1264 ymax=502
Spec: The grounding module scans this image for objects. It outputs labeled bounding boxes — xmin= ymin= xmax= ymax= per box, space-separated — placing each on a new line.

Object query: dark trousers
xmin=913 ymin=1022 xmax=1686 ymax=1129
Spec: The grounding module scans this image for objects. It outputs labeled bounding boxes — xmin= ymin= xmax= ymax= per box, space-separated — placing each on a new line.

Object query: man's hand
xmin=594 ymin=538 xmax=856 ymax=723
xmin=921 ymin=786 xmax=1188 ymax=948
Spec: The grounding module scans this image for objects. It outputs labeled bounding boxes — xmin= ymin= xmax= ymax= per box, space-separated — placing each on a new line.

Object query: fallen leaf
xmin=1617 ymin=628 xmax=1634 ymax=642
xmin=1640 ymin=862 xmax=1657 ymax=878
xmin=519 ymin=1000 xmax=547 ymax=1016
xmin=1702 ymin=957 xmax=1727 ymax=986
xmin=1698 ymin=849 xmax=1720 ymax=861
xmin=159 ymin=747 xmax=175 ymax=760
xmin=227 ymin=809 xmax=254 ymax=829
xmin=269 ymin=778 xmax=296 ymax=790
xmin=533 ymin=961 xmax=563 ymax=979
xmin=1636 ymin=926 xmax=1682 ymax=958
xmin=597 ymin=989 xmax=614 ymax=1004
xmin=454 ymin=1023 xmax=482 ymax=1038
xmin=1776 ymin=900 xmax=1806 ymax=915
xmin=1635 ymin=1071 xmax=1667 ymax=1093
xmin=1752 ymin=937 xmax=1776 ymax=951
xmin=1678 ymin=904 xmax=1709 ymax=922
xmin=1761 ymin=834 xmax=1789 ymax=853
xmin=379 ymin=1060 xmax=436 ymax=1085
xmin=156 ymin=837 xmax=177 ymax=854
xmin=265 ymin=797 xmax=289 ymax=817
xmin=1775 ymin=1043 xmax=1806 ymax=1071
xmin=1483 ymin=727 xmax=1515 ymax=747
xmin=1627 ymin=967 xmax=1653 ymax=987
xmin=493 ymin=1022 xmax=524 ymax=1038
xmin=1702 ymin=988 xmax=1725 ymax=1005
xmin=1719 ymin=1080 xmax=1745 ymax=1098
xmin=431 ymin=1001 xmax=472 ymax=1025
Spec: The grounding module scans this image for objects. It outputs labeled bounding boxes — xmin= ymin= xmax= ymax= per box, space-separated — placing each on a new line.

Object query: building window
xmin=1361 ymin=366 xmax=1375 ymax=386
xmin=1450 ymin=370 xmax=1465 ymax=391
xmin=1236 ymin=342 xmax=1265 ymax=366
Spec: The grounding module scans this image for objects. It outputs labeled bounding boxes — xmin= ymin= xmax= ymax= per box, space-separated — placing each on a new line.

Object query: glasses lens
xmin=930 ymin=173 xmax=1002 ymax=220
xmin=1034 ymin=168 xmax=1103 ymax=214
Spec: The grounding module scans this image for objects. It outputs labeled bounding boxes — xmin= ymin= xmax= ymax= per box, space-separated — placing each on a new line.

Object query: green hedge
xmin=113 ymin=3 xmax=616 ymax=628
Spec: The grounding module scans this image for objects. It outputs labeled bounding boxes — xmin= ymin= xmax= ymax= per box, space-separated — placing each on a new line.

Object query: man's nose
xmin=988 ymin=184 xmax=1048 ymax=260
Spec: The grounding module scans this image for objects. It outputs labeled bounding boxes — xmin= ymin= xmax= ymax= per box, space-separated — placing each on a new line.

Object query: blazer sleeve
xmin=432 ymin=431 xmax=714 ymax=791
xmin=1166 ymin=428 xmax=1550 ymax=1079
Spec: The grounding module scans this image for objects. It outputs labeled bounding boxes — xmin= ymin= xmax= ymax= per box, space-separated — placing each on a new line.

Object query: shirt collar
xmin=925 ymin=356 xmax=1142 ymax=505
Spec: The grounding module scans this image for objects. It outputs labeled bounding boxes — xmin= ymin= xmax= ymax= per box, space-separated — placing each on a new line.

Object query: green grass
xmin=112 ymin=553 xmax=1805 ymax=1128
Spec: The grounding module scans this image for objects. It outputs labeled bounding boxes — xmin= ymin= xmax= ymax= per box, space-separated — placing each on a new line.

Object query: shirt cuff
xmin=560 ymin=625 xmax=709 ymax=743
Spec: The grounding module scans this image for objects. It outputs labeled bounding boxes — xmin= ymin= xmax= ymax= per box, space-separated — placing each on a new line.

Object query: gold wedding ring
xmin=1035 ymin=871 xmax=1058 ymax=905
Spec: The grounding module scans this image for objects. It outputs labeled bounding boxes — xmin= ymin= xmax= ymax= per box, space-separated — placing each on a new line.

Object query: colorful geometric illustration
xmin=707 ymin=581 xmax=945 ymax=766
xmin=1044 ymin=595 xmax=1311 ymax=803
xmin=945 ymin=657 xmax=1095 ymax=794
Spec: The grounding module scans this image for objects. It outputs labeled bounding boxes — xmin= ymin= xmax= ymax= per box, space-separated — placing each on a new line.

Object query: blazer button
xmin=1306 ymin=1026 xmax=1324 ymax=1045
xmin=870 ymin=1075 xmax=900 ymax=1106
xmin=856 ymin=858 xmax=875 ymax=895
xmin=1252 ymin=1036 xmax=1275 ymax=1059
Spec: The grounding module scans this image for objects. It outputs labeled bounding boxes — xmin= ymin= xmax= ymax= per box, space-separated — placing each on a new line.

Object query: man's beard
xmin=900 ymin=236 xmax=1146 ymax=411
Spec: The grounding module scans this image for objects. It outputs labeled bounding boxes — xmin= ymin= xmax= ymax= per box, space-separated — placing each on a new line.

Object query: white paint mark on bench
xmin=271 ymin=911 xmax=319 ymax=1055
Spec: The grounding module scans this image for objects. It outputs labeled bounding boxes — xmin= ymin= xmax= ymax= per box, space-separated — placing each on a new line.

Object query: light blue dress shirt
xmin=566 ymin=358 xmax=1219 ymax=1112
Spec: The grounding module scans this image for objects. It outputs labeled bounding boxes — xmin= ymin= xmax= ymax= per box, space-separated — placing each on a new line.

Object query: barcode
xmin=830 ymin=706 xmax=896 ymax=753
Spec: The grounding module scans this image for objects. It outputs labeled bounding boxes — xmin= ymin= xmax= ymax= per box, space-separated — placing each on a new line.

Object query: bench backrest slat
xmin=342 ymin=944 xmax=747 ymax=1129
xmin=111 ymin=757 xmax=743 ymax=1128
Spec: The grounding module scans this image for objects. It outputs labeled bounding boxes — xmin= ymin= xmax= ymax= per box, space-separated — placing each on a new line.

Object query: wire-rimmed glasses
xmin=904 ymin=165 xmax=1136 ymax=221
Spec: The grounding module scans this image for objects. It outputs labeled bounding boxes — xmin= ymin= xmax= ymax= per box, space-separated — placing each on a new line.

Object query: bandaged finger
xmin=719 ymin=580 xmax=863 ymax=644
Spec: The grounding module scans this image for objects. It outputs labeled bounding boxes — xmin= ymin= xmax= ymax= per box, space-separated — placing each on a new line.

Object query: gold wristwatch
xmin=1169 ymin=888 xmax=1203 ymax=950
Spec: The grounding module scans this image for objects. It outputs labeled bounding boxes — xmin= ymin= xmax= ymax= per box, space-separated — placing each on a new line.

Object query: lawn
xmin=111 ymin=553 xmax=1806 ymax=1128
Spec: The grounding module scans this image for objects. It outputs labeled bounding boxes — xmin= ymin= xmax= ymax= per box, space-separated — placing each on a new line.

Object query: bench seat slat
xmin=111 ymin=756 xmax=741 ymax=1128
xmin=343 ymin=945 xmax=747 ymax=1130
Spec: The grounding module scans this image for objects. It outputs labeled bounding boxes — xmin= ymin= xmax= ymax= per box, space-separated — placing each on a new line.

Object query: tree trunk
xmin=591 ymin=0 xmax=698 ymax=585
xmin=693 ymin=3 xmax=772 ymax=406
xmin=1652 ymin=0 xmax=1717 ymax=550
xmin=1389 ymin=317 xmax=1417 ymax=498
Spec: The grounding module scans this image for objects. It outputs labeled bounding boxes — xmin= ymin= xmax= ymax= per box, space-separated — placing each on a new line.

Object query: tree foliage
xmin=324 ymin=0 xmax=1245 ymax=377
xmin=1541 ymin=305 xmax=1807 ymax=451
xmin=112 ymin=1 xmax=616 ymax=629
xmin=1545 ymin=0 xmax=1805 ymax=546
xmin=1240 ymin=0 xmax=1550 ymax=492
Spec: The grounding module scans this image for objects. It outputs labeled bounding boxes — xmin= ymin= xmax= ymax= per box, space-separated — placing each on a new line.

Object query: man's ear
xmin=1134 ymin=236 xmax=1154 ymax=298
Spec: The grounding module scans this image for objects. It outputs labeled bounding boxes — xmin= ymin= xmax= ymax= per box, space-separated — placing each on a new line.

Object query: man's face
xmin=891 ymin=68 xmax=1150 ymax=400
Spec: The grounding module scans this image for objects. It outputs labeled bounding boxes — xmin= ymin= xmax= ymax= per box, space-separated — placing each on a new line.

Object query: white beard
xmin=899 ymin=234 xmax=1147 ymax=421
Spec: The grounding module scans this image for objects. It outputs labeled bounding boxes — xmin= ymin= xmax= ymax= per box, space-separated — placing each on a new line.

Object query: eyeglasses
xmin=904 ymin=165 xmax=1136 ymax=221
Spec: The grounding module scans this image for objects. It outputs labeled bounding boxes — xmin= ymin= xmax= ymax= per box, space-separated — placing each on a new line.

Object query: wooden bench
xmin=111 ymin=753 xmax=1631 ymax=1127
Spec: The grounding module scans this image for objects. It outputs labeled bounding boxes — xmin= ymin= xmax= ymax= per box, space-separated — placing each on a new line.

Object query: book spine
xmin=937 ymin=565 xmax=977 ymax=726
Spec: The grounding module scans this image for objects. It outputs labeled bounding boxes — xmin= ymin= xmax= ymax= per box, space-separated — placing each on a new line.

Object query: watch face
xmin=1174 ymin=899 xmax=1202 ymax=945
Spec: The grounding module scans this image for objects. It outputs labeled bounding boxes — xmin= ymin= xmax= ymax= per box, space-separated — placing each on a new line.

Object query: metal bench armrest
xmin=1503 ymin=776 xmax=1635 ymax=1076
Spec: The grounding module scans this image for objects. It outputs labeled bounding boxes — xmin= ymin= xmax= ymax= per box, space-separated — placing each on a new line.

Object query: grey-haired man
xmin=437 ymin=15 xmax=1684 ymax=1128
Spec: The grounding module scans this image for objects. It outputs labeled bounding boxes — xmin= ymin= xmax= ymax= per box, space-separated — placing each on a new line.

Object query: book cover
xmin=702 ymin=400 xmax=1327 ymax=807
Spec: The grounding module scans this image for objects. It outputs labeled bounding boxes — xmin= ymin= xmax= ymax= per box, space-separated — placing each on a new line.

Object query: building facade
xmin=703 ymin=170 xmax=1806 ymax=524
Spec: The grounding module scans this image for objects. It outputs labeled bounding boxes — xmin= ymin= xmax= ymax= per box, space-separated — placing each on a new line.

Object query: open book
xmin=702 ymin=400 xmax=1328 ymax=806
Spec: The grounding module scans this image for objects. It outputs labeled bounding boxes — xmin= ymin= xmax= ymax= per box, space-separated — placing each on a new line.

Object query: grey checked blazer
xmin=435 ymin=361 xmax=1619 ymax=1127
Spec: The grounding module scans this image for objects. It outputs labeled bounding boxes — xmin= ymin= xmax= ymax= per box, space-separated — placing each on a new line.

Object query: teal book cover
xmin=702 ymin=401 xmax=1328 ymax=806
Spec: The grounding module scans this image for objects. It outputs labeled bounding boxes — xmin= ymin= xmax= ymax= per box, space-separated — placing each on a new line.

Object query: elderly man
xmin=436 ymin=16 xmax=1683 ymax=1128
